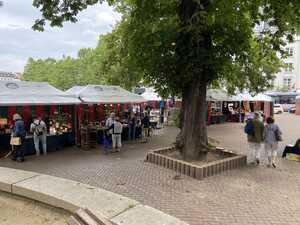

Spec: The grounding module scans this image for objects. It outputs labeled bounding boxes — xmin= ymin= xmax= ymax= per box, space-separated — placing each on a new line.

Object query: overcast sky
xmin=0 ymin=0 xmax=121 ymax=72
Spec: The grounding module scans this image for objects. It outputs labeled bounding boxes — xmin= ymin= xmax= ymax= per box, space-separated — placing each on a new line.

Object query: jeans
xmin=103 ymin=135 xmax=112 ymax=152
xmin=248 ymin=142 xmax=261 ymax=163
xmin=112 ymin=134 xmax=122 ymax=149
xmin=264 ymin=143 xmax=278 ymax=165
xmin=12 ymin=137 xmax=25 ymax=161
xmin=282 ymin=146 xmax=300 ymax=158
xmin=34 ymin=134 xmax=47 ymax=155
xmin=128 ymin=126 xmax=136 ymax=140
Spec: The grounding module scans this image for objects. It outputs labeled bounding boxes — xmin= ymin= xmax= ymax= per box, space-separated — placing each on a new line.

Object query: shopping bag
xmin=286 ymin=153 xmax=300 ymax=162
xmin=10 ymin=137 xmax=21 ymax=146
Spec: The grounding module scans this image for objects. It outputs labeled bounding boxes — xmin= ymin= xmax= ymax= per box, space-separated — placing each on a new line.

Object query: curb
xmin=0 ymin=167 xmax=188 ymax=225
xmin=146 ymin=147 xmax=247 ymax=180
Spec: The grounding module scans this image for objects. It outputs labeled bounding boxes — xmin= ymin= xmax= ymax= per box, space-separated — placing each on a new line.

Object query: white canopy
xmin=141 ymin=88 xmax=162 ymax=101
xmin=234 ymin=93 xmax=273 ymax=102
xmin=66 ymin=85 xmax=145 ymax=104
xmin=206 ymin=89 xmax=237 ymax=101
xmin=0 ymin=81 xmax=81 ymax=106
xmin=206 ymin=89 xmax=273 ymax=102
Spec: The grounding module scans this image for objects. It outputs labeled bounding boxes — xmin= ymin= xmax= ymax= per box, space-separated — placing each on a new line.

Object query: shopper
xmin=282 ymin=139 xmax=300 ymax=158
xmin=105 ymin=112 xmax=115 ymax=148
xmin=11 ymin=114 xmax=26 ymax=162
xmin=245 ymin=112 xmax=264 ymax=165
xmin=30 ymin=116 xmax=47 ymax=156
xmin=264 ymin=117 xmax=282 ymax=168
xmin=128 ymin=112 xmax=137 ymax=140
xmin=105 ymin=112 xmax=115 ymax=127
xmin=142 ymin=112 xmax=151 ymax=141
xmin=107 ymin=117 xmax=123 ymax=152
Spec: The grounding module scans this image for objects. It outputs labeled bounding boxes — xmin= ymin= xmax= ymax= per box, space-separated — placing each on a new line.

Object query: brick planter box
xmin=146 ymin=147 xmax=247 ymax=180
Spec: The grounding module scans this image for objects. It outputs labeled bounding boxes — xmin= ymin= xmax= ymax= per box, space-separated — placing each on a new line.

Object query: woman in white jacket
xmin=263 ymin=117 xmax=282 ymax=168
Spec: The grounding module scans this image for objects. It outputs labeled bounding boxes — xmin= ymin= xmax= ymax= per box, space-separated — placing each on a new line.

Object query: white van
xmin=274 ymin=104 xmax=284 ymax=114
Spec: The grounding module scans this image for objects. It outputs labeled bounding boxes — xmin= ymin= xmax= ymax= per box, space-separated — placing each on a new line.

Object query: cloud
xmin=0 ymin=0 xmax=121 ymax=72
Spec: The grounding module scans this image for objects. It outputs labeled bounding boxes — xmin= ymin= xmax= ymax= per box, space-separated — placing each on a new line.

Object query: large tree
xmin=32 ymin=0 xmax=300 ymax=160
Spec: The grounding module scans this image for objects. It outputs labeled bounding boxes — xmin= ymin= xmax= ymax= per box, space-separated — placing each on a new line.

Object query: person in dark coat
xmin=247 ymin=112 xmax=264 ymax=165
xmin=282 ymin=139 xmax=300 ymax=158
xmin=142 ymin=112 xmax=151 ymax=139
xmin=11 ymin=114 xmax=26 ymax=162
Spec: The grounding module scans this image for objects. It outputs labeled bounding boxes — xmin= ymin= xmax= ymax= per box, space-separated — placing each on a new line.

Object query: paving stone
xmin=0 ymin=167 xmax=37 ymax=192
xmin=111 ymin=205 xmax=188 ymax=225
xmin=1 ymin=114 xmax=300 ymax=225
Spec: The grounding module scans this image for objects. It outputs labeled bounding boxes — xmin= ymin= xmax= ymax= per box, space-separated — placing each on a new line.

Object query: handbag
xmin=275 ymin=129 xmax=282 ymax=142
xmin=10 ymin=137 xmax=21 ymax=146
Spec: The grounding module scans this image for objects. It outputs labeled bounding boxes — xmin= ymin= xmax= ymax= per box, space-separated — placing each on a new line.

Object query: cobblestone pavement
xmin=1 ymin=113 xmax=300 ymax=225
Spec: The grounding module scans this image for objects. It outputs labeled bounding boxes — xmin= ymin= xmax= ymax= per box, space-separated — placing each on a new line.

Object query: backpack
xmin=34 ymin=120 xmax=44 ymax=136
xmin=244 ymin=120 xmax=254 ymax=136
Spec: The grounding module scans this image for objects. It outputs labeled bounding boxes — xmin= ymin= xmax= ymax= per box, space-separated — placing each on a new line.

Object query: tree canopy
xmin=31 ymin=0 xmax=300 ymax=159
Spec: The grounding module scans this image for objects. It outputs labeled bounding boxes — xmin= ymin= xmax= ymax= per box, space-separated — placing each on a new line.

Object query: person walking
xmin=264 ymin=117 xmax=282 ymax=168
xmin=142 ymin=112 xmax=151 ymax=141
xmin=11 ymin=114 xmax=26 ymax=162
xmin=107 ymin=117 xmax=123 ymax=152
xmin=245 ymin=112 xmax=264 ymax=165
xmin=128 ymin=112 xmax=137 ymax=140
xmin=30 ymin=116 xmax=47 ymax=156
xmin=105 ymin=112 xmax=115 ymax=127
xmin=105 ymin=112 xmax=115 ymax=148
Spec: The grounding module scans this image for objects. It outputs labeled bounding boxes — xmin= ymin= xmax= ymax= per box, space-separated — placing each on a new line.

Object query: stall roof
xmin=235 ymin=93 xmax=273 ymax=102
xmin=206 ymin=89 xmax=273 ymax=102
xmin=0 ymin=81 xmax=81 ymax=106
xmin=66 ymin=85 xmax=145 ymax=104
xmin=206 ymin=89 xmax=235 ymax=101
xmin=141 ymin=88 xmax=162 ymax=101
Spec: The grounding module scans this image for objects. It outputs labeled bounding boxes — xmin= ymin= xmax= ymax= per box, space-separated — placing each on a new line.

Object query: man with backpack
xmin=30 ymin=116 xmax=47 ymax=156
xmin=245 ymin=112 xmax=264 ymax=165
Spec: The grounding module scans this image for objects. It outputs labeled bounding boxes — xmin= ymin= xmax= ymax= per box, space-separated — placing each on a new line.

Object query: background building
xmin=0 ymin=71 xmax=21 ymax=81
xmin=273 ymin=37 xmax=300 ymax=91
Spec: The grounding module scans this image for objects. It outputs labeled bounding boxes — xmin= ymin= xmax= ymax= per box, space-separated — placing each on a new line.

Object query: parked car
xmin=274 ymin=104 xmax=284 ymax=114
xmin=289 ymin=107 xmax=296 ymax=114
xmin=282 ymin=104 xmax=295 ymax=112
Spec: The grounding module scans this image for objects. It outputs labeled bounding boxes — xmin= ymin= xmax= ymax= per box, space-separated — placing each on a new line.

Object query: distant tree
xmin=32 ymin=0 xmax=300 ymax=160
xmin=23 ymin=30 xmax=142 ymax=90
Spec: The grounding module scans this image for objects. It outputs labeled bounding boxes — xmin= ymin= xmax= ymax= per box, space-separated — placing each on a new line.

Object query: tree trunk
xmin=174 ymin=0 xmax=211 ymax=160
xmin=176 ymin=79 xmax=209 ymax=161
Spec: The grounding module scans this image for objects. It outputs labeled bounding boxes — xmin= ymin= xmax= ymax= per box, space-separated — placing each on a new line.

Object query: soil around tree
xmin=0 ymin=191 xmax=70 ymax=225
xmin=161 ymin=148 xmax=232 ymax=167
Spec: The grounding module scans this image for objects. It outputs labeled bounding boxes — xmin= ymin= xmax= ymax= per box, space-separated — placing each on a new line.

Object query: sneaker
xmin=272 ymin=163 xmax=276 ymax=168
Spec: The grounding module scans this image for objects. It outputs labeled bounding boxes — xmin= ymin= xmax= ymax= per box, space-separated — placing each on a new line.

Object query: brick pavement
xmin=1 ymin=113 xmax=300 ymax=225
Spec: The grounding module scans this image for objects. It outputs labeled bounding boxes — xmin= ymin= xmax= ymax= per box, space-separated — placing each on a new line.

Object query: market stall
xmin=206 ymin=89 xmax=234 ymax=124
xmin=66 ymin=85 xmax=145 ymax=148
xmin=0 ymin=81 xmax=80 ymax=155
xmin=141 ymin=88 xmax=167 ymax=127
xmin=206 ymin=90 xmax=273 ymax=125
xmin=236 ymin=93 xmax=273 ymax=119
